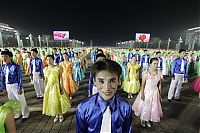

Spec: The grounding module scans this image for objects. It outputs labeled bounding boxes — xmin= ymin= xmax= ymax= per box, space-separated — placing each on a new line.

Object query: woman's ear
xmin=118 ymin=79 xmax=121 ymax=86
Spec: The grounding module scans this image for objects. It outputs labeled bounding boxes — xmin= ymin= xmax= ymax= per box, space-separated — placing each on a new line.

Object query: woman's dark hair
xmin=156 ymin=51 xmax=161 ymax=55
xmin=96 ymin=53 xmax=106 ymax=60
xmin=150 ymin=57 xmax=159 ymax=64
xmin=46 ymin=55 xmax=54 ymax=60
xmin=91 ymin=59 xmax=122 ymax=79
xmin=131 ymin=54 xmax=136 ymax=59
xmin=97 ymin=49 xmax=103 ymax=54
xmin=75 ymin=52 xmax=79 ymax=56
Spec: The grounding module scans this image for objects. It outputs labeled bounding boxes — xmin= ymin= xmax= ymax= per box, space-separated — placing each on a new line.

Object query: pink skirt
xmin=192 ymin=77 xmax=200 ymax=93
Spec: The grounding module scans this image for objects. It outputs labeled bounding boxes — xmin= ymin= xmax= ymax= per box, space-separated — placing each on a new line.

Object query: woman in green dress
xmin=0 ymin=100 xmax=20 ymax=133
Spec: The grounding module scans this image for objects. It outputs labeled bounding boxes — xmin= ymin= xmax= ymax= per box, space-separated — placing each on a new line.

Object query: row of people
xmin=0 ymin=47 xmax=89 ymax=125
xmin=84 ymin=48 xmax=199 ymax=131
xmin=0 ymin=47 xmax=199 ymax=132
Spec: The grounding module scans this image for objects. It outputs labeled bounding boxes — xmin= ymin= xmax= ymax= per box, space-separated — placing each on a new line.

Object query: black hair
xmin=131 ymin=54 xmax=136 ymax=58
xmin=46 ymin=55 xmax=54 ymax=60
xmin=179 ymin=49 xmax=186 ymax=53
xmin=4 ymin=49 xmax=9 ymax=51
xmin=1 ymin=50 xmax=13 ymax=57
xmin=75 ymin=52 xmax=79 ymax=56
xmin=156 ymin=51 xmax=161 ymax=55
xmin=97 ymin=49 xmax=103 ymax=54
xmin=150 ymin=57 xmax=159 ymax=64
xmin=96 ymin=53 xmax=106 ymax=60
xmin=30 ymin=48 xmax=38 ymax=53
xmin=91 ymin=59 xmax=122 ymax=79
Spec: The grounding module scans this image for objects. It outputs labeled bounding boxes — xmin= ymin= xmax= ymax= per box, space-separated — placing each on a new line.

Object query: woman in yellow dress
xmin=0 ymin=100 xmax=20 ymax=133
xmin=43 ymin=55 xmax=71 ymax=123
xmin=60 ymin=53 xmax=77 ymax=99
xmin=122 ymin=55 xmax=140 ymax=98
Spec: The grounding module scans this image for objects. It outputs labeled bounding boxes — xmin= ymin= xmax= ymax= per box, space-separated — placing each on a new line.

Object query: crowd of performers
xmin=0 ymin=46 xmax=199 ymax=132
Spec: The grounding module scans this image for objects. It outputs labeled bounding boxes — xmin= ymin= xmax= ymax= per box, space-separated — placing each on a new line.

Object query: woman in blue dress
xmin=72 ymin=53 xmax=85 ymax=87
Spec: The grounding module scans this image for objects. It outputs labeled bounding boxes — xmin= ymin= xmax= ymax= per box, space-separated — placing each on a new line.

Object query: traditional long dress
xmin=16 ymin=53 xmax=22 ymax=67
xmin=132 ymin=71 xmax=163 ymax=122
xmin=80 ymin=56 xmax=87 ymax=73
xmin=60 ymin=61 xmax=77 ymax=95
xmin=193 ymin=61 xmax=200 ymax=93
xmin=120 ymin=57 xmax=128 ymax=80
xmin=122 ymin=63 xmax=140 ymax=94
xmin=188 ymin=57 xmax=195 ymax=75
xmin=41 ymin=55 xmax=48 ymax=68
xmin=26 ymin=57 xmax=31 ymax=75
xmin=0 ymin=100 xmax=20 ymax=133
xmin=72 ymin=58 xmax=85 ymax=82
xmin=43 ymin=66 xmax=71 ymax=116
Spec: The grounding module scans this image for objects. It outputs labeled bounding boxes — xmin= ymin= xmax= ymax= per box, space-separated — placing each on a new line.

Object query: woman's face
xmin=131 ymin=57 xmax=136 ymax=63
xmin=63 ymin=54 xmax=68 ymax=61
xmin=46 ymin=57 xmax=54 ymax=65
xmin=150 ymin=60 xmax=158 ymax=70
xmin=74 ymin=53 xmax=78 ymax=58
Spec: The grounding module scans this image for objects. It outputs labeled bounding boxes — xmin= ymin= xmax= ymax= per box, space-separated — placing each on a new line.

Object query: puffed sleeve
xmin=2 ymin=100 xmax=21 ymax=116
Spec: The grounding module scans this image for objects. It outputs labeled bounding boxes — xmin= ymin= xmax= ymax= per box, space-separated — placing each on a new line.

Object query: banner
xmin=135 ymin=33 xmax=150 ymax=42
xmin=53 ymin=31 xmax=69 ymax=40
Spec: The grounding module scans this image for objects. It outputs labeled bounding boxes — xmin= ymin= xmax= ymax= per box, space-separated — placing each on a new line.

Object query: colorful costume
xmin=122 ymin=63 xmax=140 ymax=94
xmin=0 ymin=100 xmax=21 ymax=133
xmin=120 ymin=57 xmax=128 ymax=80
xmin=72 ymin=58 xmax=85 ymax=82
xmin=76 ymin=94 xmax=132 ymax=132
xmin=132 ymin=71 xmax=163 ymax=122
xmin=43 ymin=66 xmax=71 ymax=116
xmin=60 ymin=61 xmax=77 ymax=95
xmin=193 ymin=61 xmax=200 ymax=93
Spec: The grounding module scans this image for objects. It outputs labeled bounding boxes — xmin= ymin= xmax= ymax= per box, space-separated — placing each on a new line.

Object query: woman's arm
xmin=5 ymin=109 xmax=16 ymax=133
xmin=59 ymin=67 xmax=64 ymax=94
xmin=158 ymin=80 xmax=161 ymax=94
xmin=141 ymin=74 xmax=147 ymax=101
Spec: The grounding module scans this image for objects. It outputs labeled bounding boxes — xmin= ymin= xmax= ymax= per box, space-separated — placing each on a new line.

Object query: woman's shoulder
xmin=55 ymin=65 xmax=62 ymax=70
xmin=142 ymin=70 xmax=149 ymax=79
xmin=0 ymin=106 xmax=10 ymax=115
xmin=157 ymin=71 xmax=163 ymax=79
xmin=1 ymin=100 xmax=21 ymax=115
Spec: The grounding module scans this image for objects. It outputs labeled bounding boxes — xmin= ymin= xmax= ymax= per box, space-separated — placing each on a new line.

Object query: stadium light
xmin=38 ymin=35 xmax=41 ymax=47
xmin=188 ymin=27 xmax=200 ymax=31
xmin=167 ymin=38 xmax=171 ymax=50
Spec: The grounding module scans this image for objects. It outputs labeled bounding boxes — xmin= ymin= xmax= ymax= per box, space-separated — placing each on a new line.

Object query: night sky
xmin=0 ymin=0 xmax=199 ymax=45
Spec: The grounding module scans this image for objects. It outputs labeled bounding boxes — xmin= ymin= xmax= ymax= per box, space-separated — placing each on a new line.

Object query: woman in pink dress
xmin=132 ymin=58 xmax=163 ymax=128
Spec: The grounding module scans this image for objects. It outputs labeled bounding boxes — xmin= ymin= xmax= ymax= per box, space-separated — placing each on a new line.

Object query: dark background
xmin=0 ymin=0 xmax=199 ymax=45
